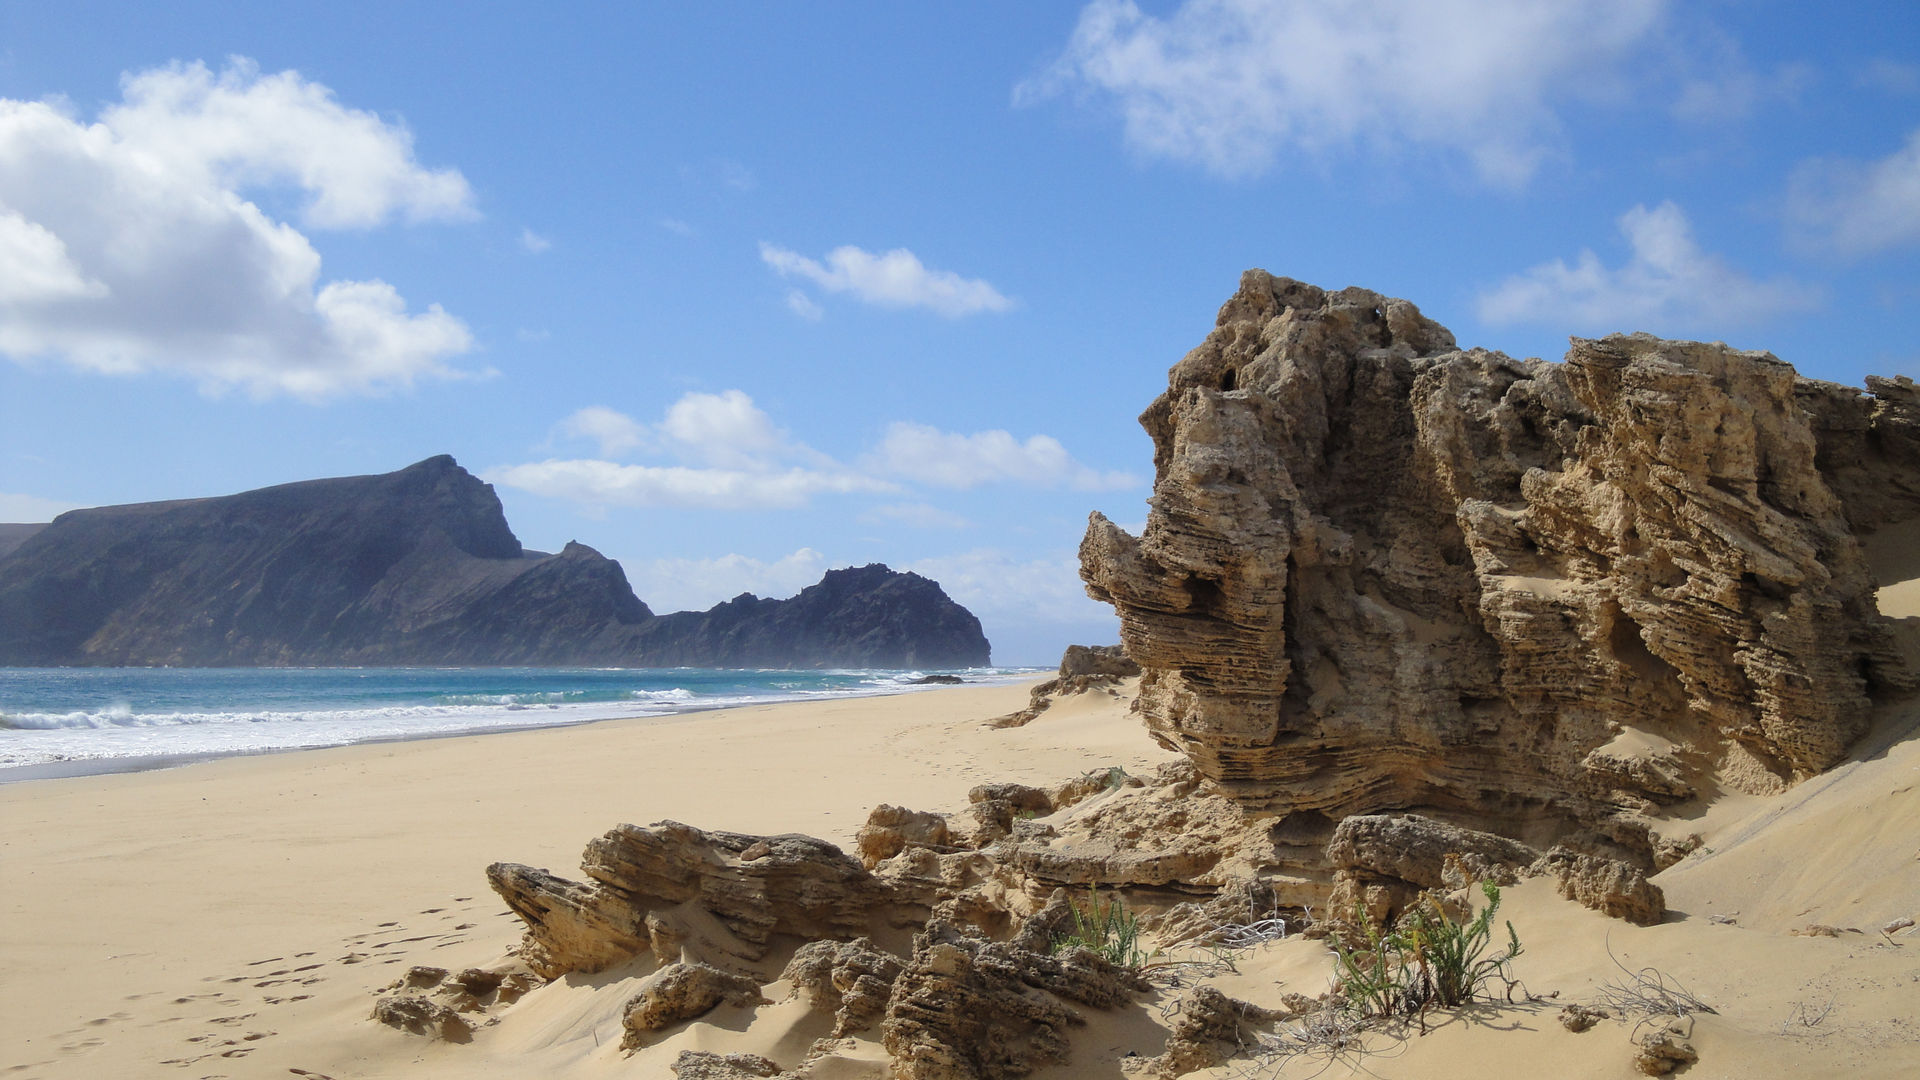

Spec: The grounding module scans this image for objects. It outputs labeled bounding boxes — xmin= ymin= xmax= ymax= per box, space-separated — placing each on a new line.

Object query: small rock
xmin=371 ymin=995 xmax=472 ymax=1042
xmin=1632 ymin=1022 xmax=1697 ymax=1075
xmin=402 ymin=964 xmax=448 ymax=989
xmin=1882 ymin=917 xmax=1914 ymax=938
xmin=1559 ymin=1004 xmax=1610 ymax=1033
xmin=621 ymin=962 xmax=769 ymax=1050
xmin=669 ymin=1051 xmax=787 ymax=1079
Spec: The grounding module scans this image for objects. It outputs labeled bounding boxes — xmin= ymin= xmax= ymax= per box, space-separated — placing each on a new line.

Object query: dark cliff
xmin=0 ymin=457 xmax=990 ymax=668
xmin=633 ymin=564 xmax=990 ymax=669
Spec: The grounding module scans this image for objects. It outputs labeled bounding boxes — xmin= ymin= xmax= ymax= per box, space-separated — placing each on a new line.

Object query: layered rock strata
xmin=1081 ymin=272 xmax=1918 ymax=868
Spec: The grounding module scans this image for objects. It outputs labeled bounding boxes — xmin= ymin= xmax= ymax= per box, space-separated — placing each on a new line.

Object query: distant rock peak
xmin=0 ymin=459 xmax=988 ymax=668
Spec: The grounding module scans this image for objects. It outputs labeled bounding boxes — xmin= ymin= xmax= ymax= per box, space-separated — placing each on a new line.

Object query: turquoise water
xmin=0 ymin=666 xmax=1036 ymax=774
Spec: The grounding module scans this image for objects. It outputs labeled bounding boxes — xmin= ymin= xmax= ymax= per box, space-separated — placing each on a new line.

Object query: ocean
xmin=0 ymin=665 xmax=1038 ymax=778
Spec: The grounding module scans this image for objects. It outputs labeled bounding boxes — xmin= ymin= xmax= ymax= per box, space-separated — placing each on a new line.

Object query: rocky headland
xmin=0 ymin=455 xmax=990 ymax=668
xmin=446 ymin=273 xmax=1919 ymax=1079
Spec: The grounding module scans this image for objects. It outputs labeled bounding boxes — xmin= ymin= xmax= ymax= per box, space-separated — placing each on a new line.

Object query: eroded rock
xmin=371 ymin=995 xmax=472 ymax=1042
xmin=779 ymin=937 xmax=906 ymax=1037
xmin=1081 ymin=272 xmax=1915 ymax=873
xmin=1530 ymin=847 xmax=1666 ymax=927
xmin=670 ymin=1051 xmax=789 ymax=1079
xmin=621 ymin=962 xmax=770 ymax=1050
xmin=490 ymin=821 xmax=914 ymax=978
xmin=1146 ymin=985 xmax=1290 ymax=1078
xmin=1633 ymin=1022 xmax=1699 ymax=1075
xmin=880 ymin=920 xmax=1146 ymax=1080
xmin=989 ymin=644 xmax=1140 ymax=727
xmin=857 ymin=804 xmax=952 ymax=868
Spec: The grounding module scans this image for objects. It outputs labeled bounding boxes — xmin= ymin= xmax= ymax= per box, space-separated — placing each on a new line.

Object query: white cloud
xmin=903 ymin=548 xmax=1110 ymax=624
xmin=659 ymin=217 xmax=696 ymax=237
xmin=1475 ymin=202 xmax=1817 ymax=332
xmin=1786 ymin=129 xmax=1920 ymax=257
xmin=785 ymin=289 xmax=824 ymax=321
xmin=486 ymin=459 xmax=894 ymax=511
xmin=760 ymin=243 xmax=1012 ymax=318
xmin=506 ymin=391 xmax=897 ymax=510
xmin=870 ymin=422 xmax=1139 ymax=491
xmin=660 ymin=389 xmax=804 ymax=469
xmin=0 ymin=491 xmax=84 ymax=522
xmin=520 ymin=227 xmax=551 ymax=253
xmin=104 ymin=59 xmax=474 ymax=229
xmin=557 ymin=405 xmax=648 ymax=458
xmin=626 ymin=548 xmax=834 ymax=613
xmin=0 ymin=59 xmax=474 ymax=399
xmin=511 ymin=393 xmax=1130 ymax=511
xmin=1020 ymin=0 xmax=1666 ymax=185
xmin=860 ymin=502 xmax=973 ymax=530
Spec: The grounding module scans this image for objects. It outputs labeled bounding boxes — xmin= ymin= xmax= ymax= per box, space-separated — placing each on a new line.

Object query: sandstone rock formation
xmin=0 ymin=456 xmax=990 ymax=667
xmin=1081 ymin=272 xmax=1918 ymax=874
xmin=879 ymin=920 xmax=1146 ymax=1080
xmin=990 ymin=643 xmax=1141 ymax=728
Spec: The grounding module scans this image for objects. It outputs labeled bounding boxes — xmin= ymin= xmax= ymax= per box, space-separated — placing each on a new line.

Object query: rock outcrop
xmin=989 ymin=643 xmax=1141 ymax=728
xmin=1081 ymin=272 xmax=1918 ymax=873
xmin=879 ymin=920 xmax=1146 ymax=1080
xmin=0 ymin=456 xmax=989 ymax=667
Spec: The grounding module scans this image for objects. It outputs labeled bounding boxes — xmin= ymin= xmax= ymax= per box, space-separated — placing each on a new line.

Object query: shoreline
xmin=0 ymin=668 xmax=1045 ymax=785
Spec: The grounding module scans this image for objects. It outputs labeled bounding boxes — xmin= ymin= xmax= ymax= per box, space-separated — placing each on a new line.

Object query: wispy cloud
xmin=760 ymin=243 xmax=1012 ymax=318
xmin=1476 ymin=202 xmax=1817 ymax=332
xmin=1018 ymin=0 xmax=1667 ymax=185
xmin=1786 ymin=128 xmax=1920 ymax=258
xmin=486 ymin=459 xmax=894 ymax=511
xmin=501 ymin=391 xmax=894 ymax=510
xmin=784 ymin=289 xmax=824 ymax=321
xmin=869 ymin=423 xmax=1138 ymax=491
xmin=519 ymin=227 xmax=552 ymax=253
xmin=499 ymin=393 xmax=1132 ymax=512
xmin=903 ymin=548 xmax=1110 ymax=624
xmin=556 ymin=405 xmax=648 ymax=458
xmin=0 ymin=58 xmax=473 ymax=399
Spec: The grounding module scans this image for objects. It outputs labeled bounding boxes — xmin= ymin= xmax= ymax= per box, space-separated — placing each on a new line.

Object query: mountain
xmin=0 ymin=456 xmax=989 ymax=668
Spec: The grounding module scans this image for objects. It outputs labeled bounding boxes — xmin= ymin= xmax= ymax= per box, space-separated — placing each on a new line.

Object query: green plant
xmin=1330 ymin=881 xmax=1523 ymax=1026
xmin=1050 ymin=885 xmax=1149 ymax=968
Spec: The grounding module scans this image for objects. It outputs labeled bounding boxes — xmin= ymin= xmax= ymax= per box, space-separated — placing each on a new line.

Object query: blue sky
xmin=2 ymin=2 xmax=1917 ymax=664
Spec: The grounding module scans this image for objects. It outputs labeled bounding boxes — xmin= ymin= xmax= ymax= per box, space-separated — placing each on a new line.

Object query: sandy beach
xmin=5 ymin=656 xmax=1917 ymax=1079
xmin=0 ymin=680 xmax=1177 ymax=1078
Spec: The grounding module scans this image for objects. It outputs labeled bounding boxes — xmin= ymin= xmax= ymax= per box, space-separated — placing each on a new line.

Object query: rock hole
xmin=1606 ymin=605 xmax=1681 ymax=684
xmin=1185 ymin=575 xmax=1225 ymax=614
xmin=1219 ymin=367 xmax=1238 ymax=391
